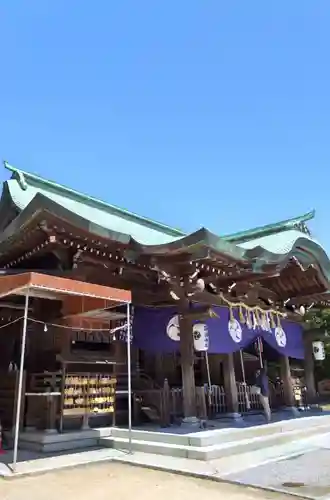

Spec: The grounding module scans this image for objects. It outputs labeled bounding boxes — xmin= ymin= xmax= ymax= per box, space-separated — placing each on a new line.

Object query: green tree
xmin=305 ymin=307 xmax=330 ymax=331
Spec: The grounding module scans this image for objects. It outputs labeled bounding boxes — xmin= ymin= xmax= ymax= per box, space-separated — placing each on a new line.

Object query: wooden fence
xmin=132 ymin=377 xmax=292 ymax=426
xmin=141 ymin=381 xmax=286 ymax=424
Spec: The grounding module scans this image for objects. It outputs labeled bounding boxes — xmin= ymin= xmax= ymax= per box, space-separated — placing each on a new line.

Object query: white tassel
xmin=252 ymin=312 xmax=258 ymax=330
xmin=246 ymin=312 xmax=252 ymax=330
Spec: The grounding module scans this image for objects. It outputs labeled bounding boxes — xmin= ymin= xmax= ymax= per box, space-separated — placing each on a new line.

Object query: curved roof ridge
xmin=3 ymin=161 xmax=185 ymax=238
xmin=222 ymin=210 xmax=315 ymax=244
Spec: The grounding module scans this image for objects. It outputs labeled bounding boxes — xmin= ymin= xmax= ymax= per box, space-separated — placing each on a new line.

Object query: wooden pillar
xmin=223 ymin=353 xmax=239 ymax=415
xmin=280 ymin=355 xmax=295 ymax=407
xmin=154 ymin=353 xmax=164 ymax=385
xmin=304 ymin=336 xmax=317 ymax=404
xmin=179 ymin=315 xmax=197 ymax=420
xmin=209 ymin=354 xmax=223 ymax=385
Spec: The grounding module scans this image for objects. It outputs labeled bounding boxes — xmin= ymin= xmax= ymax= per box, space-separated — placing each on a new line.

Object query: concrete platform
xmin=5 ymin=427 xmax=112 ymax=453
xmin=100 ymin=415 xmax=330 ymax=461
xmin=1 ymin=412 xmax=330 ymax=495
xmin=0 ymin=432 xmax=325 ymax=486
xmin=0 ymin=417 xmax=329 ymax=500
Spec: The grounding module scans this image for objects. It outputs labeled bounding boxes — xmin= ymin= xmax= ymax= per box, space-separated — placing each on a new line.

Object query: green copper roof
xmin=222 ymin=210 xmax=315 ymax=244
xmin=3 ymin=162 xmax=184 ymax=245
xmin=2 ymin=191 xmax=330 ymax=285
xmin=239 ymin=229 xmax=321 ymax=254
xmin=4 ymin=162 xmax=316 ymax=248
xmin=133 ymin=226 xmax=330 ymax=281
xmin=1 ymin=161 xmax=328 ymax=282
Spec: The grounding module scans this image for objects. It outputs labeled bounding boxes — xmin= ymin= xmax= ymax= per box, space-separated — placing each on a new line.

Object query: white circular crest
xmin=228 ymin=319 xmax=242 ymax=343
xmin=166 ymin=314 xmax=181 ymax=342
xmin=275 ymin=326 xmax=287 ymax=347
xmin=193 ymin=323 xmax=209 ymax=352
xmin=166 ymin=316 xmax=210 ymax=351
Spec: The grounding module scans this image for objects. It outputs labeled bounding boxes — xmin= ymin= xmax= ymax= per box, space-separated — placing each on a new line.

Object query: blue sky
xmin=1 ymin=2 xmax=329 ymax=246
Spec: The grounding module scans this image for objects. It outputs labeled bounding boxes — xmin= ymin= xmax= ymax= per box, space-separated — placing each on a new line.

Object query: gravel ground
xmin=0 ymin=462 xmax=294 ymax=500
xmin=227 ymin=448 xmax=330 ymax=498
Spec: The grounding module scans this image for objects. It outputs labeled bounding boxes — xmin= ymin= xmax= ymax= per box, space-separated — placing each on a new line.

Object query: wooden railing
xmin=29 ymin=372 xmax=62 ymax=393
xmin=136 ymin=371 xmax=162 ymax=390
xmin=132 ymin=381 xmax=287 ymax=426
xmin=204 ymin=382 xmax=285 ymax=415
xmin=206 ymin=385 xmax=227 ymax=415
xmin=133 ymin=385 xmax=170 ymax=427
xmin=170 ymin=386 xmax=183 ymax=417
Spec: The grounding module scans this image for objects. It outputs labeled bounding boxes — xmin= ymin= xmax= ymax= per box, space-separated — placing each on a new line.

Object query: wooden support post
xmin=223 ymin=353 xmax=240 ymax=416
xmin=304 ymin=337 xmax=317 ymax=404
xmin=280 ymin=355 xmax=295 ymax=408
xmin=154 ymin=353 xmax=164 ymax=385
xmin=162 ymin=379 xmax=171 ymax=426
xmin=208 ymin=354 xmax=223 ymax=385
xmin=195 ymin=386 xmax=207 ymax=419
xmin=179 ymin=315 xmax=197 ymax=421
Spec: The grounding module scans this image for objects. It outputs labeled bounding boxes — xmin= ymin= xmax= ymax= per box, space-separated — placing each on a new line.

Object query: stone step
xmin=208 ymin=435 xmax=323 ymax=476
xmin=6 ymin=427 xmax=113 ymax=453
xmin=110 ymin=414 xmax=330 ymax=448
xmin=100 ymin=417 xmax=330 ymax=461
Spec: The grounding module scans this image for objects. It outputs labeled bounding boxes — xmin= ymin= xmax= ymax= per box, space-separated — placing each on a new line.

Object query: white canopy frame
xmin=2 ymin=273 xmax=132 ymax=473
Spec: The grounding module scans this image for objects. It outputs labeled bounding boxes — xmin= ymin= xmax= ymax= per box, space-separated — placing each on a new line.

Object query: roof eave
xmin=3 ymin=161 xmax=185 ymax=238
xmin=1 ymin=196 xmax=330 ymax=295
xmin=222 ymin=210 xmax=315 ymax=244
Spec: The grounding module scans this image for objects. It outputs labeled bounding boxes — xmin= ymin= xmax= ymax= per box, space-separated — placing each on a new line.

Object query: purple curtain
xmin=132 ymin=306 xmax=304 ymax=359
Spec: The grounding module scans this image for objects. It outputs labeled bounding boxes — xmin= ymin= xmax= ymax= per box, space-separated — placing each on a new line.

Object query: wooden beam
xmin=76 ymin=264 xmax=173 ymax=304
xmin=215 ymin=271 xmax=280 ymax=287
xmin=78 ymin=264 xmax=155 ymax=289
xmin=78 ymin=253 xmax=154 ymax=278
xmin=51 ymin=247 xmax=75 ymax=271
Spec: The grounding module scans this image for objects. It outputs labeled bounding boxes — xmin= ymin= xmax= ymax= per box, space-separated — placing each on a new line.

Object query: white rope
xmin=239 ymin=349 xmax=251 ymax=410
xmin=0 ymin=316 xmax=23 ymax=329
xmin=258 ymin=337 xmax=264 ymax=368
xmin=0 ymin=316 xmax=129 ymax=334
xmin=204 ymin=351 xmax=212 ymax=406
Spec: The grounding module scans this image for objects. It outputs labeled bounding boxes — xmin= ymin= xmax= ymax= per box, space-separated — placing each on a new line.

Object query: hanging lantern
xmin=313 ymin=341 xmax=326 ymax=361
xmin=193 ymin=323 xmax=209 ymax=352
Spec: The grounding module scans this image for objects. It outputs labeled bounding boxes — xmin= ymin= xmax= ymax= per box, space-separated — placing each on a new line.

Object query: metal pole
xmin=258 ymin=337 xmax=264 ymax=369
xmin=239 ymin=349 xmax=251 ymax=410
xmin=12 ymin=289 xmax=29 ymax=473
xmin=126 ymin=302 xmax=132 ymax=454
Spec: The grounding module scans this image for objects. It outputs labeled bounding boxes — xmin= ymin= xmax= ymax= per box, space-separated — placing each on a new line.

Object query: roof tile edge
xmin=222 ymin=210 xmax=315 ymax=244
xmin=4 ymin=161 xmax=185 ymax=238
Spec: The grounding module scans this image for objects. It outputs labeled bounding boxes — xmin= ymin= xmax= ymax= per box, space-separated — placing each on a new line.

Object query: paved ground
xmin=0 ymin=462 xmax=296 ymax=500
xmin=227 ymin=433 xmax=330 ymax=499
xmin=1 ymin=414 xmax=330 ymax=498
